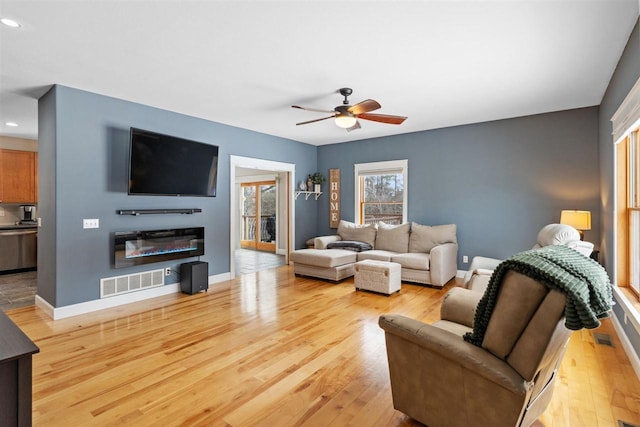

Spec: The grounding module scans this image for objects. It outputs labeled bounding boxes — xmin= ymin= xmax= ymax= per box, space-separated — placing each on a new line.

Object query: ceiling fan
xmin=292 ymin=88 xmax=407 ymax=132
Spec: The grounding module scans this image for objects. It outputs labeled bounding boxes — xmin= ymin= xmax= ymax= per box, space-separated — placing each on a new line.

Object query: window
xmin=354 ymin=160 xmax=408 ymax=225
xmin=616 ymin=129 xmax=640 ymax=298
xmin=613 ymin=76 xmax=640 ymax=301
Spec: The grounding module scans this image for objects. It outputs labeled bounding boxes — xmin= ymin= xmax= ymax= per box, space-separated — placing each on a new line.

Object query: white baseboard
xmin=611 ymin=310 xmax=640 ymax=381
xmin=37 ymin=272 xmax=231 ymax=320
xmin=456 ymin=269 xmax=467 ymax=278
xmin=276 ymin=248 xmax=287 ymax=255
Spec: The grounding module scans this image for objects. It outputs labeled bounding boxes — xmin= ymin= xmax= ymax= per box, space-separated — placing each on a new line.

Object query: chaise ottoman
xmin=291 ymin=248 xmax=357 ymax=282
xmin=354 ymin=259 xmax=401 ymax=295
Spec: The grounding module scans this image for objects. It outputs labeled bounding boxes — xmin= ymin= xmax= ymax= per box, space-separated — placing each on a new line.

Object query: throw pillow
xmin=409 ymin=223 xmax=457 ymax=253
xmin=337 ymin=220 xmax=377 ymax=246
xmin=375 ymin=222 xmax=410 ymax=253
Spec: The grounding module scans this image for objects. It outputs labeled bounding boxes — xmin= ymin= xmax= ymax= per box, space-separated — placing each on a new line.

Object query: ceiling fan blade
xmin=292 ymin=105 xmax=336 ymax=114
xmin=296 ymin=115 xmax=335 ymax=126
xmin=346 ymin=121 xmax=361 ymax=132
xmin=348 ymin=99 xmax=381 ymax=115
xmin=357 ymin=112 xmax=407 ymax=125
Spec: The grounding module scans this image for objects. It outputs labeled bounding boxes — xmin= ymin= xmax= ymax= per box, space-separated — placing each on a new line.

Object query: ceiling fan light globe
xmin=335 ymin=115 xmax=357 ymax=128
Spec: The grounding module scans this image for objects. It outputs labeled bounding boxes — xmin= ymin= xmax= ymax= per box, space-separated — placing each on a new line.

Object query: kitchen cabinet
xmin=0 ymin=149 xmax=37 ymax=203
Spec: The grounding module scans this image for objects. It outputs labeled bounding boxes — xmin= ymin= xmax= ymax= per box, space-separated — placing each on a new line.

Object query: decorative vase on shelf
xmin=314 ymin=184 xmax=321 ymax=193
xmin=307 ymin=175 xmax=313 ymax=192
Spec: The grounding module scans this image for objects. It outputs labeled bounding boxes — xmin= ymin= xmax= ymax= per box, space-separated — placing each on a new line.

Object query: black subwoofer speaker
xmin=180 ymin=261 xmax=209 ymax=294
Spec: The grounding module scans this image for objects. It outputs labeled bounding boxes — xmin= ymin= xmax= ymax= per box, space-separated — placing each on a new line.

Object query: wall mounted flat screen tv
xmin=128 ymin=128 xmax=219 ymax=197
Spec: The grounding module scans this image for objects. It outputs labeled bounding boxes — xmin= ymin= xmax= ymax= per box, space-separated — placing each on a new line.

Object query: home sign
xmin=329 ymin=168 xmax=340 ymax=228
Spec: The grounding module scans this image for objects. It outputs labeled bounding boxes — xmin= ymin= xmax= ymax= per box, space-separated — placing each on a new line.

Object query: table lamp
xmin=560 ymin=210 xmax=591 ymax=240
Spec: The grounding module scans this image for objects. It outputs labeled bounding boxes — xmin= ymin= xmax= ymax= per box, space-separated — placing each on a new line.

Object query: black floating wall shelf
xmin=117 ymin=208 xmax=202 ymax=216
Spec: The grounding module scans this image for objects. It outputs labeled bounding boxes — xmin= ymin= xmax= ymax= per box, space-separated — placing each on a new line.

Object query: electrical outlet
xmin=83 ymin=218 xmax=99 ymax=229
xmin=165 ymin=267 xmax=171 ymax=276
xmin=463 ymin=255 xmax=469 ymax=263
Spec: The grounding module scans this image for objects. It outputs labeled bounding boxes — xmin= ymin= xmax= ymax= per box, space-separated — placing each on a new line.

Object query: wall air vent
xmin=100 ymin=269 xmax=164 ymax=298
xmin=593 ymin=333 xmax=615 ymax=347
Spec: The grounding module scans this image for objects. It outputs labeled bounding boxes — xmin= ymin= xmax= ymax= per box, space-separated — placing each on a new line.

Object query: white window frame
xmin=354 ymin=159 xmax=408 ymax=225
xmin=613 ymin=76 xmax=640 ymax=291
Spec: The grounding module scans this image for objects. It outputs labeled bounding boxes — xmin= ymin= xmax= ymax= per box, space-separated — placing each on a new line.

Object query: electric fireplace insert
xmin=114 ymin=227 xmax=204 ymax=268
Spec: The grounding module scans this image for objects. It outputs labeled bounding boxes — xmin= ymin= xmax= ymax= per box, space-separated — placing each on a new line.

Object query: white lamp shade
xmin=335 ymin=115 xmax=357 ymax=129
xmin=560 ymin=210 xmax=591 ymax=230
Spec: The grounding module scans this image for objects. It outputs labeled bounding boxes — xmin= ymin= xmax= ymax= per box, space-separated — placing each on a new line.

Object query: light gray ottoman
xmin=290 ymin=248 xmax=357 ymax=282
xmin=354 ymin=260 xmax=401 ymax=295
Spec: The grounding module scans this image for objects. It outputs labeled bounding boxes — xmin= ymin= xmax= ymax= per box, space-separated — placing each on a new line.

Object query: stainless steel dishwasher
xmin=0 ymin=228 xmax=37 ymax=272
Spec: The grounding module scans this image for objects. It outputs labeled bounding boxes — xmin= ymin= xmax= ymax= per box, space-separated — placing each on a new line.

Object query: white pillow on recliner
xmin=534 ymin=224 xmax=580 ymax=247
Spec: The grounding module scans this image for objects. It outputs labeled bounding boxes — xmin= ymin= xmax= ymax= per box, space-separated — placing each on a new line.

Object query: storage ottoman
xmin=354 ymin=260 xmax=401 ymax=295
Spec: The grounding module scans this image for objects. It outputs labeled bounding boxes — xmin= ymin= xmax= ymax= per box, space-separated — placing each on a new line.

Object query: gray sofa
xmin=290 ymin=220 xmax=458 ymax=288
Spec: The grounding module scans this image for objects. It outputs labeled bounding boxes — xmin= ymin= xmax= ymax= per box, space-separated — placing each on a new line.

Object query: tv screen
xmin=128 ymin=128 xmax=218 ymax=197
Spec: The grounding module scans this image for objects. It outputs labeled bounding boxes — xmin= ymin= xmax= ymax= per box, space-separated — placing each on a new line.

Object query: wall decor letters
xmin=329 ymin=168 xmax=340 ymax=228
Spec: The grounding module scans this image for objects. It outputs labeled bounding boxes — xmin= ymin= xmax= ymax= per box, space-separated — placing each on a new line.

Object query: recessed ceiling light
xmin=0 ymin=18 xmax=21 ymax=28
xmin=5 ymin=122 xmax=18 ymax=127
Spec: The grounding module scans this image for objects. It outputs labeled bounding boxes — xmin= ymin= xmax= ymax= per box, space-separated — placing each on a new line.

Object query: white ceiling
xmin=0 ymin=1 xmax=638 ymax=146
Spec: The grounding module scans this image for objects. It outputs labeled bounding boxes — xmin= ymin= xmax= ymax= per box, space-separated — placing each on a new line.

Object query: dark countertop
xmin=0 ymin=224 xmax=38 ymax=231
xmin=0 ymin=311 xmax=39 ymax=362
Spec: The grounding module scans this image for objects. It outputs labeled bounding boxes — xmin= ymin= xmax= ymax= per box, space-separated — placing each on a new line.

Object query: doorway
xmin=229 ymin=156 xmax=296 ymax=279
xmin=240 ymin=181 xmax=277 ymax=252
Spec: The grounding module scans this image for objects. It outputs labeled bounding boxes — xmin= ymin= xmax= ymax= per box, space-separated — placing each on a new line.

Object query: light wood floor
xmin=6 ymin=265 xmax=640 ymax=426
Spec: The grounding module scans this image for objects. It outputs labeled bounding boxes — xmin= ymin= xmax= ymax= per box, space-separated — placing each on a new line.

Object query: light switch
xmin=83 ymin=218 xmax=99 ymax=229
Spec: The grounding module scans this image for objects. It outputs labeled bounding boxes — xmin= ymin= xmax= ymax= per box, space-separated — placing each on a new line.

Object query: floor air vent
xmin=593 ymin=333 xmax=615 ymax=347
xmin=100 ymin=269 xmax=164 ymax=298
xmin=618 ymin=420 xmax=640 ymax=427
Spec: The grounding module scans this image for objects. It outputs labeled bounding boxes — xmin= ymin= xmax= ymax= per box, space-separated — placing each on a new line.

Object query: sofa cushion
xmin=356 ymin=250 xmax=397 ymax=262
xmin=290 ymin=248 xmax=357 ymax=268
xmin=375 ymin=222 xmax=410 ymax=253
xmin=337 ymin=220 xmax=377 ymax=247
xmin=409 ymin=223 xmax=457 ymax=253
xmin=326 ymin=240 xmax=373 ymax=252
xmin=391 ymin=252 xmax=430 ymax=270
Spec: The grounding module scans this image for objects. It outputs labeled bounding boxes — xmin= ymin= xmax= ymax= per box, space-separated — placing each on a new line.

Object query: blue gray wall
xmin=38 ymin=85 xmax=317 ymax=307
xmin=317 ymin=107 xmax=601 ymax=264
xmin=37 ymin=88 xmax=57 ymax=304
xmin=599 ymin=18 xmax=640 ymax=273
xmin=599 ymin=18 xmax=640 ymax=360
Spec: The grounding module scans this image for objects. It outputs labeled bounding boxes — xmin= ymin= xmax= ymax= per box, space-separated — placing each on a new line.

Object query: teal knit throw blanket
xmin=464 ymin=245 xmax=613 ymax=347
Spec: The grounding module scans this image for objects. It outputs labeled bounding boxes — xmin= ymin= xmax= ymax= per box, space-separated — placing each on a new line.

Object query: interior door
xmin=240 ymin=181 xmax=277 ymax=252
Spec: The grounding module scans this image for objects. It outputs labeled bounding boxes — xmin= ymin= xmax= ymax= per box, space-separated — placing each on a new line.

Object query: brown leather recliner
xmin=379 ymin=271 xmax=573 ymax=427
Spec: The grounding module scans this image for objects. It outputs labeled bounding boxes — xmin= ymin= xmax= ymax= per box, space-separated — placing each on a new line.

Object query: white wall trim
xmin=229 ymin=155 xmax=295 ymax=279
xmin=611 ymin=308 xmax=640 ymax=381
xmin=613 ymin=286 xmax=640 ymax=332
xmin=35 ymin=272 xmax=231 ymax=320
xmin=612 ymin=75 xmax=640 ymax=144
xmin=235 ymin=173 xmax=278 ymax=184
